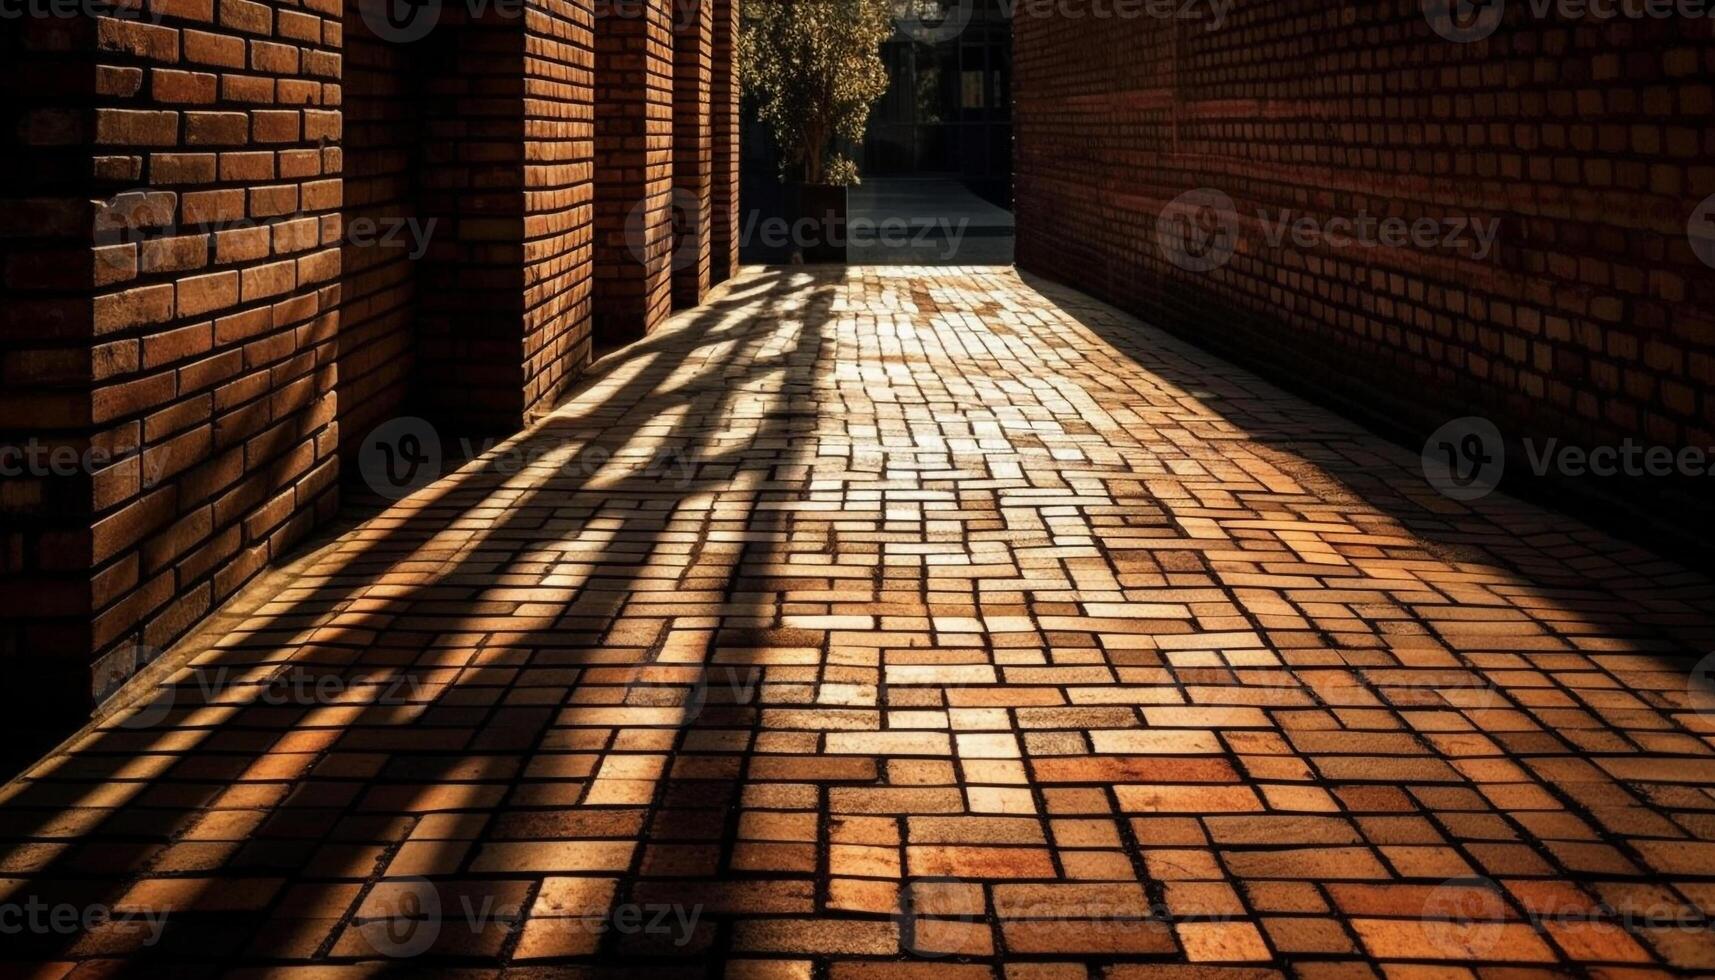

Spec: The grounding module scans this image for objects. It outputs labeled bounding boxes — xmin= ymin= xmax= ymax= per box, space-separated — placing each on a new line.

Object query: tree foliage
xmin=740 ymin=0 xmax=894 ymax=186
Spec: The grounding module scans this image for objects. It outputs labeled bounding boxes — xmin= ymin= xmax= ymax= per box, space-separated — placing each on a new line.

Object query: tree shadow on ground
xmin=0 ymin=266 xmax=857 ymax=970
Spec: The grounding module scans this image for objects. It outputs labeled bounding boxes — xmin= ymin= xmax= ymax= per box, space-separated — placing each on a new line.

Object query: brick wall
xmin=1015 ymin=1 xmax=1715 ymax=537
xmin=708 ymin=0 xmax=739 ymax=283
xmin=592 ymin=0 xmax=674 ymax=343
xmin=671 ymin=0 xmax=713 ymax=308
xmin=522 ymin=0 xmax=598 ymax=421
xmin=1 ymin=0 xmax=737 ymax=753
xmin=409 ymin=11 xmax=532 ymax=433
xmin=76 ymin=0 xmax=344 ymax=710
xmin=342 ymin=0 xmax=597 ymax=438
xmin=339 ymin=7 xmax=419 ymax=459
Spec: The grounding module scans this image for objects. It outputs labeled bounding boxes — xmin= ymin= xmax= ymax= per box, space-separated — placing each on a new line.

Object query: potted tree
xmin=741 ymin=0 xmax=892 ymax=263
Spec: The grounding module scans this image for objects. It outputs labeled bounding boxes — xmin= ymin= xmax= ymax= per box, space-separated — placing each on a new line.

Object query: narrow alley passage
xmin=3 ymin=267 xmax=1713 ymax=974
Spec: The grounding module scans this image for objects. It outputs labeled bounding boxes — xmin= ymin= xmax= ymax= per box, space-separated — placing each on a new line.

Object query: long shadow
xmin=1019 ymin=268 xmax=1715 ymax=686
xmin=0 ymin=266 xmax=848 ymax=969
xmin=7 ymin=265 xmax=1714 ymax=973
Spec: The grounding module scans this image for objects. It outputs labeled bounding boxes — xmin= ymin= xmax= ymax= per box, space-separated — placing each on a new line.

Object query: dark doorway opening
xmin=740 ymin=0 xmax=1014 ymax=266
xmin=861 ymin=0 xmax=1012 ymax=206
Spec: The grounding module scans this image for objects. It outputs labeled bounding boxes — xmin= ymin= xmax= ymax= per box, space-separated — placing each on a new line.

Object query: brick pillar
xmin=593 ymin=0 xmax=674 ymax=344
xmin=708 ymin=0 xmax=740 ymax=283
xmin=1 ymin=0 xmax=609 ymax=753
xmin=671 ymin=0 xmax=713 ymax=309
xmin=340 ymin=6 xmax=422 ymax=461
xmin=345 ymin=0 xmax=597 ymax=437
xmin=0 ymin=0 xmax=345 ymax=754
xmin=80 ymin=0 xmax=346 ymax=694
xmin=521 ymin=0 xmax=599 ymax=420
xmin=410 ymin=11 xmax=531 ymax=433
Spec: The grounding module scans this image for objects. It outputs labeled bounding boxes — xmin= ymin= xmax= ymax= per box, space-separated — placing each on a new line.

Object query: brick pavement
xmin=2 ymin=266 xmax=1714 ymax=975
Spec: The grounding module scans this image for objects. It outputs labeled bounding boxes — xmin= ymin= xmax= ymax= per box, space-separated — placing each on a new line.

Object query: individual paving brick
xmin=0 ymin=267 xmax=1710 ymax=977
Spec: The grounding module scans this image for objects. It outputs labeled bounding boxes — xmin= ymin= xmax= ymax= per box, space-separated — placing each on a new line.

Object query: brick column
xmin=671 ymin=0 xmax=713 ymax=309
xmin=81 ymin=0 xmax=346 ymax=692
xmin=522 ymin=0 xmax=599 ymax=419
xmin=708 ymin=0 xmax=740 ymax=283
xmin=593 ymin=0 xmax=674 ymax=344
xmin=344 ymin=0 xmax=597 ymax=438
xmin=340 ymin=6 xmax=422 ymax=460
xmin=0 ymin=0 xmax=346 ymax=751
xmin=0 ymin=0 xmax=613 ymax=750
xmin=410 ymin=11 xmax=531 ymax=432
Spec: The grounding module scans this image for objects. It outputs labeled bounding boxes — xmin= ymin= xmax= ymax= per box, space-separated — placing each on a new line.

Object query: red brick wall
xmin=671 ymin=0 xmax=713 ymax=308
xmin=708 ymin=0 xmax=739 ymax=283
xmin=410 ymin=11 xmax=532 ymax=432
xmin=75 ymin=0 xmax=344 ymax=706
xmin=592 ymin=0 xmax=674 ymax=343
xmin=2 ymin=0 xmax=738 ymax=749
xmin=522 ymin=0 xmax=598 ymax=420
xmin=341 ymin=0 xmax=596 ymax=437
xmin=339 ymin=8 xmax=419 ymax=459
xmin=1015 ymin=2 xmax=1715 ymax=524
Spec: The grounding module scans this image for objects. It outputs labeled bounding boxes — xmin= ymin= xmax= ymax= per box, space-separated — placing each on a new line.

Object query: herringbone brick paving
xmin=3 ymin=267 xmax=1714 ymax=975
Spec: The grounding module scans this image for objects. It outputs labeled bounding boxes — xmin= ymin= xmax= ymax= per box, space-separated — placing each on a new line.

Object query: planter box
xmin=793 ymin=182 xmax=848 ymax=264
